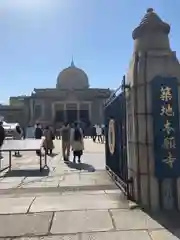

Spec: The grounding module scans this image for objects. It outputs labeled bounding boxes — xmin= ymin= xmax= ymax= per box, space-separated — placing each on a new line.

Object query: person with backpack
xmin=61 ymin=122 xmax=71 ymax=161
xmin=70 ymin=122 xmax=84 ymax=163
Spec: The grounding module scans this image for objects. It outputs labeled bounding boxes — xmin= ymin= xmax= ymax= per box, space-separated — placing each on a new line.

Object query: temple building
xmin=5 ymin=60 xmax=112 ymax=126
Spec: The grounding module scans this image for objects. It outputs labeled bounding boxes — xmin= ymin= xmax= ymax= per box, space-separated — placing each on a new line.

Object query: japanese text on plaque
xmin=160 ymin=86 xmax=176 ymax=168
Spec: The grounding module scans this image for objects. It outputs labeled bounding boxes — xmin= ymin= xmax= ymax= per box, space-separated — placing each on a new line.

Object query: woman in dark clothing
xmin=14 ymin=125 xmax=22 ymax=156
xmin=34 ymin=123 xmax=43 ymax=156
xmin=92 ymin=126 xmax=96 ymax=142
xmin=35 ymin=123 xmax=43 ymax=139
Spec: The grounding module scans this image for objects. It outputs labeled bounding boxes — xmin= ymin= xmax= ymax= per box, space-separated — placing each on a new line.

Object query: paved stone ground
xmin=0 ymin=140 xmax=180 ymax=239
xmin=0 ymin=140 xmax=109 ymax=193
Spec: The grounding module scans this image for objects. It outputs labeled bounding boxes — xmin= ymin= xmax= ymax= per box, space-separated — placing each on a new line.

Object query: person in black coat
xmin=34 ymin=123 xmax=43 ymax=156
xmin=35 ymin=123 xmax=43 ymax=139
xmin=91 ymin=125 xmax=96 ymax=142
xmin=0 ymin=121 xmax=5 ymax=159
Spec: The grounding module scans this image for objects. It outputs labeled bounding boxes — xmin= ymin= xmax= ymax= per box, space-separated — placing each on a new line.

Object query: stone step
xmin=0 ymin=189 xmax=128 ymax=214
xmin=0 ymin=183 xmax=119 ymax=196
xmin=0 ymin=170 xmax=115 ymax=192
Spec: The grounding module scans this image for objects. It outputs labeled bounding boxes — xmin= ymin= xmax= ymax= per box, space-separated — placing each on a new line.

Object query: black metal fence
xmin=104 ymin=82 xmax=133 ymax=199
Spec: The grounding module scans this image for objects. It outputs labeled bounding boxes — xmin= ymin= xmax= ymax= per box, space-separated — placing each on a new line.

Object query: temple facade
xmin=7 ymin=61 xmax=112 ymax=126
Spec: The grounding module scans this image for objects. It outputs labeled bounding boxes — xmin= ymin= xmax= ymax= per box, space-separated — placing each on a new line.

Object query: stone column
xmin=89 ymin=102 xmax=92 ymax=123
xmin=126 ymin=8 xmax=180 ymax=210
xmin=30 ymin=99 xmax=34 ymax=124
xmin=51 ymin=102 xmax=55 ymax=121
xmin=77 ymin=102 xmax=80 ymax=122
xmin=41 ymin=102 xmax=45 ymax=120
xmin=64 ymin=103 xmax=66 ymax=122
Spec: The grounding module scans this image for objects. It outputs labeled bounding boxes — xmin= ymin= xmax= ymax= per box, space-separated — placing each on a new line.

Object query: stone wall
xmin=0 ymin=106 xmax=25 ymax=126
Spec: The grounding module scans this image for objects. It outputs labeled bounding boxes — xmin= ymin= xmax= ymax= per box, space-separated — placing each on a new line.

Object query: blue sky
xmin=0 ymin=0 xmax=180 ymax=103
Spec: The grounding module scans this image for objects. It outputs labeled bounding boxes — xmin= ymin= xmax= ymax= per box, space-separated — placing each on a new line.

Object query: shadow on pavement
xmin=65 ymin=161 xmax=96 ymax=172
xmin=143 ymin=209 xmax=180 ymax=238
xmin=3 ymin=168 xmax=50 ymax=177
xmin=49 ymin=153 xmax=58 ymax=158
xmin=12 ymin=154 xmax=22 ymax=158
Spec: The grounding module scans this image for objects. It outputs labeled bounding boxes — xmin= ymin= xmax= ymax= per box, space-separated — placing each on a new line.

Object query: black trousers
xmin=36 ymin=150 xmax=41 ymax=156
xmin=97 ymin=135 xmax=103 ymax=142
xmin=92 ymin=135 xmax=96 ymax=142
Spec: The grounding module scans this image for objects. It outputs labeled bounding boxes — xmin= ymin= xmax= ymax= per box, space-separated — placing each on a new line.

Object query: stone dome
xmin=56 ymin=60 xmax=89 ymax=89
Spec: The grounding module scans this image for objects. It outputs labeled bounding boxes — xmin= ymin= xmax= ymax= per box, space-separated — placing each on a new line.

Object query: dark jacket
xmin=0 ymin=125 xmax=5 ymax=146
xmin=61 ymin=126 xmax=70 ymax=142
xmin=34 ymin=127 xmax=43 ymax=139
xmin=92 ymin=126 xmax=96 ymax=136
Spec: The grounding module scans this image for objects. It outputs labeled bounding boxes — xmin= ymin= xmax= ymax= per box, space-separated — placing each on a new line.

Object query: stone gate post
xmin=126 ymin=8 xmax=180 ymax=210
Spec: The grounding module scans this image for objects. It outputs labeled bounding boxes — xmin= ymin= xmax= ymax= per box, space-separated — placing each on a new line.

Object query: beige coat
xmin=43 ymin=129 xmax=54 ymax=150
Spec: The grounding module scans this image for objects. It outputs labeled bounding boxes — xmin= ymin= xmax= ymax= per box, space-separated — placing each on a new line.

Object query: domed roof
xmin=56 ymin=60 xmax=89 ymax=89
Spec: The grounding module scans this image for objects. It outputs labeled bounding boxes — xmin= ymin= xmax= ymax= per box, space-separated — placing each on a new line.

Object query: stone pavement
xmin=0 ymin=140 xmax=180 ymax=239
xmin=0 ymin=140 xmax=111 ymax=193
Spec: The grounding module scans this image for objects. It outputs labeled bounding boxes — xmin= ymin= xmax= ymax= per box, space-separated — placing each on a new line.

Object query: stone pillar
xmin=77 ymin=102 xmax=80 ymax=122
xmin=41 ymin=102 xmax=45 ymax=120
xmin=51 ymin=102 xmax=55 ymax=121
xmin=126 ymin=8 xmax=180 ymax=210
xmin=64 ymin=103 xmax=66 ymax=122
xmin=30 ymin=99 xmax=34 ymax=124
xmin=89 ymin=102 xmax=92 ymax=123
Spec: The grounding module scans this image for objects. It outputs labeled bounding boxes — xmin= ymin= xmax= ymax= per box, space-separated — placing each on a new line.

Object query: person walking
xmin=92 ymin=125 xmax=96 ymax=142
xmin=61 ymin=122 xmax=71 ymax=162
xmin=34 ymin=123 xmax=43 ymax=156
xmin=101 ymin=125 xmax=105 ymax=143
xmin=96 ymin=125 xmax=103 ymax=143
xmin=13 ymin=124 xmax=22 ymax=156
xmin=0 ymin=121 xmax=5 ymax=159
xmin=70 ymin=122 xmax=84 ymax=163
xmin=43 ymin=126 xmax=54 ymax=155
